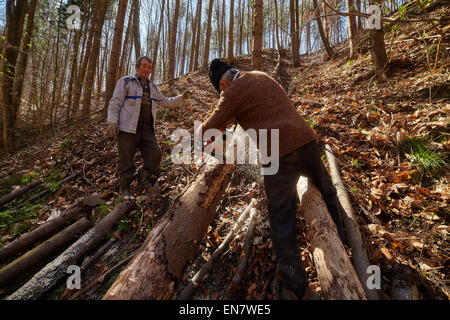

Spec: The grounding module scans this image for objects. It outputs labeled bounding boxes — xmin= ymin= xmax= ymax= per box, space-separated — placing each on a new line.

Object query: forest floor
xmin=0 ymin=2 xmax=448 ymax=300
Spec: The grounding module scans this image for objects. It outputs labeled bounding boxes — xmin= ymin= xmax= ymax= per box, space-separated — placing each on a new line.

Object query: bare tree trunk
xmin=346 ymin=0 xmax=358 ymax=58
xmin=312 ymin=0 xmax=334 ymax=58
xmin=193 ymin=0 xmax=203 ymax=71
xmin=168 ymin=0 xmax=181 ymax=83
xmin=221 ymin=0 xmax=226 ymax=57
xmin=12 ymin=0 xmax=37 ymax=129
xmin=103 ymin=0 xmax=129 ymax=118
xmin=355 ymin=0 xmax=363 ymax=31
xmin=322 ymin=0 xmax=329 ymax=40
xmin=227 ymin=0 xmax=235 ymax=63
xmin=237 ymin=0 xmax=241 ymax=55
xmin=0 ymin=218 xmax=91 ymax=287
xmin=297 ymin=176 xmax=367 ymax=300
xmin=82 ymin=0 xmax=108 ymax=116
xmin=49 ymin=16 xmax=62 ymax=131
xmin=132 ymin=0 xmax=141 ymax=60
xmin=189 ymin=0 xmax=199 ymax=72
xmin=306 ymin=9 xmax=311 ymax=56
xmin=203 ymin=0 xmax=214 ymax=67
xmin=252 ymin=0 xmax=263 ymax=70
xmin=368 ymin=0 xmax=388 ymax=80
xmin=290 ymin=0 xmax=301 ymax=66
xmin=0 ymin=0 xmax=27 ymax=150
xmin=325 ymin=145 xmax=380 ymax=300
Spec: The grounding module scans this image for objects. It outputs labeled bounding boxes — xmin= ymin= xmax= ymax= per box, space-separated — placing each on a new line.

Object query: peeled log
xmin=103 ymin=163 xmax=235 ymax=300
xmin=325 ymin=144 xmax=379 ymax=300
xmin=297 ymin=176 xmax=367 ymax=300
xmin=0 ymin=179 xmax=42 ymax=208
xmin=6 ymin=199 xmax=134 ymax=300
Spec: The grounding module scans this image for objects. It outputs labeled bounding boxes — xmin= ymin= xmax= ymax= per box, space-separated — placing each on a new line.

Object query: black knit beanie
xmin=209 ymin=58 xmax=233 ymax=93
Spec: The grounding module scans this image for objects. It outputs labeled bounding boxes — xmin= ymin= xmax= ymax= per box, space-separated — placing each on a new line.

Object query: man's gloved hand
xmin=107 ymin=123 xmax=119 ymax=138
xmin=182 ymin=90 xmax=190 ymax=100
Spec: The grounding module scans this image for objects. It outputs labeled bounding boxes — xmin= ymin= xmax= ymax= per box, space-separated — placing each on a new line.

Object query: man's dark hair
xmin=136 ymin=56 xmax=152 ymax=67
xmin=209 ymin=58 xmax=233 ymax=93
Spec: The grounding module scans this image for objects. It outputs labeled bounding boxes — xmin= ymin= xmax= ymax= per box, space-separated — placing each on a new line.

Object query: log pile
xmin=297 ymin=176 xmax=367 ymax=300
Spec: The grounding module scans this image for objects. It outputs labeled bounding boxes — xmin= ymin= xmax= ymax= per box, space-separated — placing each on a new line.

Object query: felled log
xmin=223 ymin=208 xmax=258 ymax=300
xmin=0 ymin=218 xmax=90 ymax=286
xmin=324 ymin=144 xmax=379 ymax=300
xmin=103 ymin=163 xmax=235 ymax=300
xmin=15 ymin=158 xmax=102 ymax=209
xmin=177 ymin=200 xmax=254 ymax=300
xmin=297 ymin=176 xmax=367 ymax=300
xmin=6 ymin=199 xmax=134 ymax=300
xmin=0 ymin=179 xmax=43 ymax=208
xmin=0 ymin=195 xmax=101 ymax=264
xmin=391 ymin=263 xmax=419 ymax=300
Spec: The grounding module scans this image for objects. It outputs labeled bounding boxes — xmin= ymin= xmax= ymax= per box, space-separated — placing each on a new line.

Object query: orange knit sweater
xmin=202 ymin=71 xmax=316 ymax=158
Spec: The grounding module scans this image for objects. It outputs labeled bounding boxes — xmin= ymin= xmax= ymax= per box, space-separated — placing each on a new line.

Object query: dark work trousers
xmin=118 ymin=121 xmax=162 ymax=181
xmin=263 ymin=140 xmax=344 ymax=293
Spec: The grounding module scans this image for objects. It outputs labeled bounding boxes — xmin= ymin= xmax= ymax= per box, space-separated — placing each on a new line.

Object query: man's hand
xmin=107 ymin=123 xmax=119 ymax=138
xmin=182 ymin=90 xmax=190 ymax=100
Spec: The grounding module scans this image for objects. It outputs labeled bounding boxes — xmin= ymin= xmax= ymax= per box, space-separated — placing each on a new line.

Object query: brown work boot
xmin=119 ymin=178 xmax=134 ymax=198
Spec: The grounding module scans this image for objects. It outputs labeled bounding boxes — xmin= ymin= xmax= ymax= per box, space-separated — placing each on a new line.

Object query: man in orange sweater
xmin=200 ymin=59 xmax=345 ymax=299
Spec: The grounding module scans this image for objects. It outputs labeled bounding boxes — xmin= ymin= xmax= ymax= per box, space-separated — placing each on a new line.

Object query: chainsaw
xmin=203 ymin=123 xmax=238 ymax=160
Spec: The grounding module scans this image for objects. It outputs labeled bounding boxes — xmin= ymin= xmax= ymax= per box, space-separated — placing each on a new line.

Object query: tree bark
xmin=325 ymin=144 xmax=380 ymax=300
xmin=103 ymin=164 xmax=235 ymax=300
xmin=0 ymin=218 xmax=91 ymax=286
xmin=119 ymin=5 xmax=134 ymax=78
xmin=296 ymin=176 xmax=367 ymax=300
xmin=151 ymin=0 xmax=166 ymax=81
xmin=368 ymin=0 xmax=387 ymax=80
xmin=193 ymin=0 xmax=203 ymax=71
xmin=82 ymin=0 xmax=108 ymax=116
xmin=273 ymin=0 xmax=281 ymax=51
xmin=7 ymin=199 xmax=135 ymax=300
xmin=180 ymin=0 xmax=191 ymax=74
xmin=0 ymin=195 xmax=101 ymax=264
xmin=103 ymin=0 xmax=129 ymax=119
xmin=189 ymin=0 xmax=199 ymax=72
xmin=0 ymin=0 xmax=27 ymax=150
xmin=177 ymin=200 xmax=254 ymax=300
xmin=290 ymin=0 xmax=301 ymax=66
xmin=312 ymin=0 xmax=334 ymax=59
xmin=252 ymin=0 xmax=263 ymax=70
xmin=12 ymin=0 xmax=38 ymax=129
xmin=346 ymin=0 xmax=358 ymax=58
xmin=132 ymin=0 xmax=141 ymax=60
